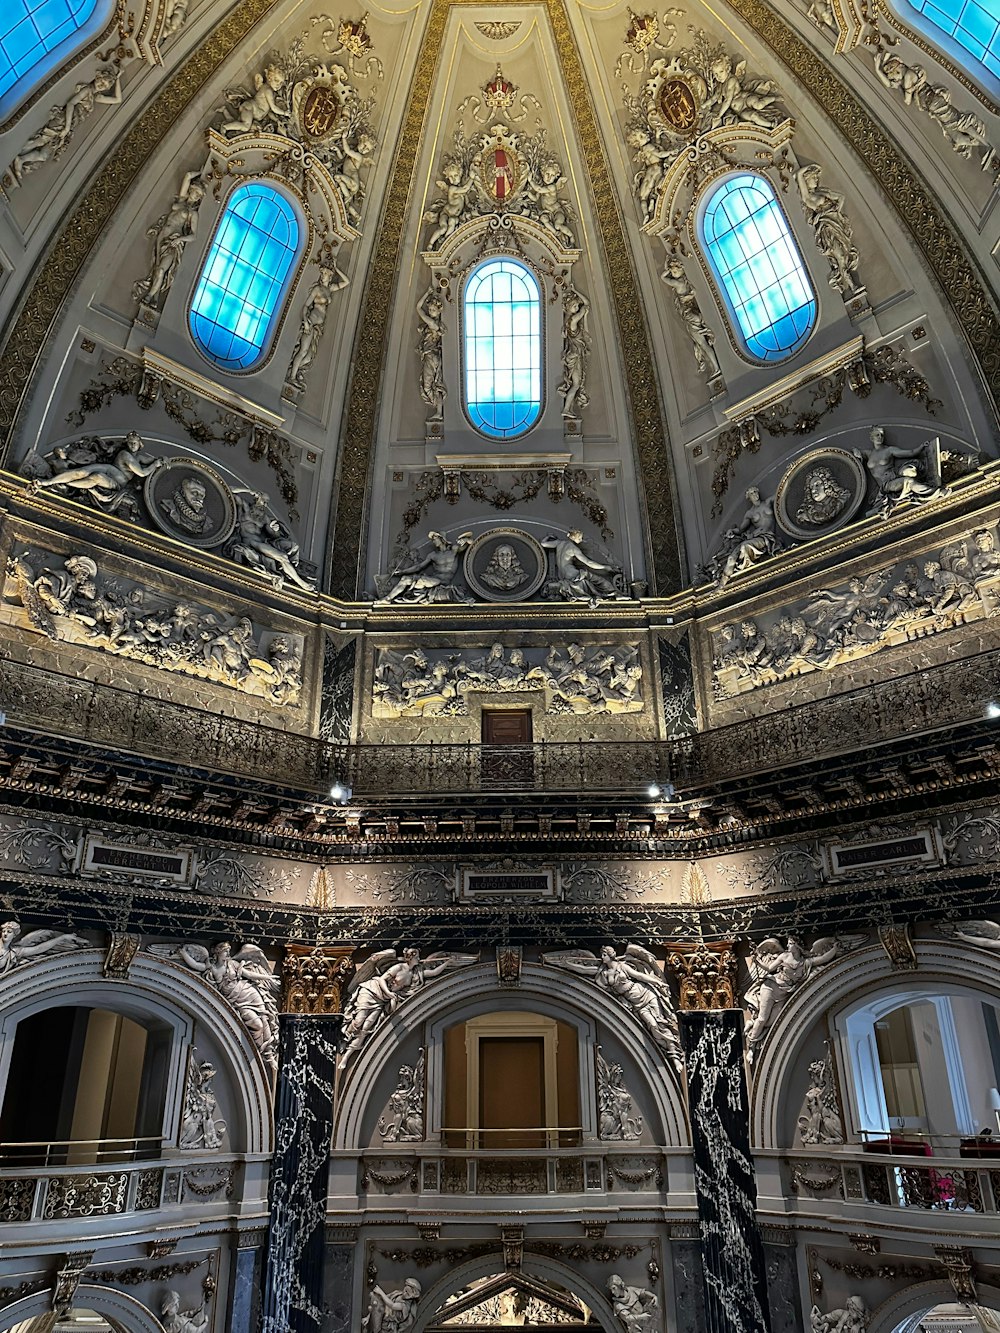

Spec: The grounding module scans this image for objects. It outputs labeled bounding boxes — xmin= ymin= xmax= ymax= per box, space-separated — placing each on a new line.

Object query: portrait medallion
xmin=464 ymin=528 xmax=546 ymax=603
xmin=658 ymin=78 xmax=698 ymax=132
xmin=774 ymin=447 xmax=867 ymax=541
xmin=144 ymin=457 xmax=236 ymax=549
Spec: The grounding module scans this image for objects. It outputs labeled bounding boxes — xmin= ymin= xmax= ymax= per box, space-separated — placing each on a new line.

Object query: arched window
xmin=0 ymin=0 xmax=113 ymax=121
xmin=700 ymin=172 xmax=817 ymax=364
xmin=463 ymin=258 xmax=542 ymax=439
xmin=894 ymin=0 xmax=999 ymax=83
xmin=189 ymin=181 xmax=302 ymax=373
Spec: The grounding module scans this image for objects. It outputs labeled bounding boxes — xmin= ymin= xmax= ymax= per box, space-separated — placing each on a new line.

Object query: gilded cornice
xmin=732 ymin=0 xmax=1000 ymax=405
xmin=0 ymin=0 xmax=281 ymax=454
xmin=329 ymin=0 xmax=683 ymax=600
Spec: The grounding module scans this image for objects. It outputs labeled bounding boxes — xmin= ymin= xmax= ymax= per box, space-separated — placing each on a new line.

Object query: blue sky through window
xmin=464 ymin=258 xmax=542 ymax=438
xmin=189 ymin=182 xmax=301 ymax=373
xmin=701 ymin=173 xmax=816 ymax=364
xmin=0 ymin=0 xmax=110 ymax=119
xmin=900 ymin=0 xmax=1000 ymax=79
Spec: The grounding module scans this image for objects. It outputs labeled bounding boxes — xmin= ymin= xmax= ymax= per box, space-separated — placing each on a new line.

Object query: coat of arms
xmin=478 ymin=125 xmax=521 ymax=205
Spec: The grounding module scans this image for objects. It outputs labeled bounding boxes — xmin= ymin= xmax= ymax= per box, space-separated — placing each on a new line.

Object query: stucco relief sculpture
xmin=872 ymin=50 xmax=997 ymax=178
xmin=4 ymin=550 xmax=304 ymax=705
xmin=8 ymin=66 xmax=123 ymax=186
xmin=621 ymin=26 xmax=787 ymax=224
xmin=180 ymin=1050 xmax=227 ymax=1150
xmin=795 ymin=164 xmax=862 ymax=298
xmin=543 ymin=530 xmax=628 ymax=605
xmin=161 ymin=1289 xmax=210 ymax=1333
xmin=160 ymin=0 xmax=190 ymax=40
xmin=940 ymin=919 xmax=1000 ymax=951
xmin=375 ymin=531 xmax=474 ymax=605
xmin=543 ymin=945 xmax=683 ymax=1070
xmin=660 ymin=255 xmax=722 ymax=381
xmin=228 ymin=491 xmax=317 ymax=592
xmin=705 ymin=486 xmax=779 ymax=587
xmin=797 ymin=1051 xmax=845 ymax=1145
xmin=597 ymin=1049 xmax=643 ymax=1140
xmin=133 ymin=170 xmax=207 ymax=311
xmin=372 ymin=642 xmax=644 ymax=718
xmin=340 ymin=949 xmax=478 ymax=1062
xmin=810 ymin=1296 xmax=868 ymax=1333
xmin=377 ymin=1050 xmax=425 ymax=1142
xmin=711 ymin=525 xmax=1000 ymax=698
xmin=287 ymin=249 xmax=350 ymax=390
xmin=856 ymin=426 xmax=946 ymax=514
xmin=559 ymin=286 xmax=591 ymax=420
xmin=608 ymin=1275 xmax=660 ymax=1333
xmin=744 ymin=936 xmax=863 ymax=1058
xmin=416 ymin=290 xmax=448 ymax=422
xmin=422 ymin=69 xmax=577 ymax=252
xmin=28 ymin=431 xmax=163 ymax=516
xmin=362 ymin=1279 xmax=421 ymax=1333
xmin=148 ymin=942 xmax=280 ymax=1071
xmin=0 ymin=920 xmax=88 ymax=974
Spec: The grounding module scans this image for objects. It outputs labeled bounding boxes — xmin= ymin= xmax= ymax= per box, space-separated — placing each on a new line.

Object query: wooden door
xmin=478 ymin=1036 xmax=545 ymax=1148
xmin=481 ymin=709 xmax=533 ymax=786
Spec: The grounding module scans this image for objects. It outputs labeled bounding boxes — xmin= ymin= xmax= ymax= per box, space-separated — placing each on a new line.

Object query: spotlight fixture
xmin=329 ymin=782 xmax=353 ymax=804
xmin=647 ymin=783 xmax=662 ymax=799
xmin=986 ymin=702 xmax=1000 ymax=720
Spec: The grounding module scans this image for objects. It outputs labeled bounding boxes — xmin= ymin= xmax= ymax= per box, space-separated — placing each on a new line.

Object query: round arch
xmin=750 ymin=938 xmax=1000 ymax=1149
xmin=334 ymin=963 xmax=688 ymax=1149
xmin=0 ymin=1285 xmax=165 ymax=1333
xmin=409 ymin=1251 xmax=618 ymax=1333
xmin=0 ymin=949 xmax=273 ymax=1154
xmin=867 ymin=1279 xmax=1000 ymax=1333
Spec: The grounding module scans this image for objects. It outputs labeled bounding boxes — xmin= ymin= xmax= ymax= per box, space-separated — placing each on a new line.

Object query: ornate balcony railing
xmin=784 ymin=1148 xmax=1000 ymax=1216
xmin=2 ymin=641 xmax=999 ymax=798
xmin=349 ymin=1146 xmax=669 ymax=1200
xmin=0 ymin=1153 xmax=241 ymax=1224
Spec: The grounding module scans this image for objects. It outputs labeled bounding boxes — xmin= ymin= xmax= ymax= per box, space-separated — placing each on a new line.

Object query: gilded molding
xmin=328 ymin=0 xmax=682 ymax=599
xmin=734 ymin=0 xmax=1000 ymax=405
xmin=0 ymin=0 xmax=281 ymax=454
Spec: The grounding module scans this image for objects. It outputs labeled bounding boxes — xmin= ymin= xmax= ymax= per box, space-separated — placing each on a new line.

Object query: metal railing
xmin=0 ymin=1135 xmax=164 ymax=1167
xmin=786 ymin=1148 xmax=1000 ymax=1215
xmin=2 ymin=641 xmax=998 ymax=798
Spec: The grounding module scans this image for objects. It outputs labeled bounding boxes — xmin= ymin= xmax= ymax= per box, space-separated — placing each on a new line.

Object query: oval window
xmin=189 ymin=181 xmax=302 ymax=373
xmin=1 ymin=0 xmax=114 ymax=121
xmin=464 ymin=258 xmax=542 ymax=439
xmin=700 ymin=172 xmax=817 ymax=364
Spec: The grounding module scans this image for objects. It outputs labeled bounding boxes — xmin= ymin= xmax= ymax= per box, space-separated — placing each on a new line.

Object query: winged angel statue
xmin=340 ymin=947 xmax=479 ymax=1063
xmin=542 ymin=945 xmax=683 ymax=1070
xmin=149 ymin=941 xmax=280 ymax=1071
xmin=0 ymin=920 xmax=88 ymax=974
xmin=744 ymin=935 xmax=865 ymax=1059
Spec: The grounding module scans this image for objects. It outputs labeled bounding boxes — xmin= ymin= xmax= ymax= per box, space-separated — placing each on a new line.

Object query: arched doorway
xmin=893 ymin=1302 xmax=1000 ymax=1332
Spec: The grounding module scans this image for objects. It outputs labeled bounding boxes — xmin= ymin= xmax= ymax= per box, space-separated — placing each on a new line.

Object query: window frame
xmin=885 ymin=0 xmax=1000 ymax=98
xmin=697 ymin=169 xmax=818 ymax=367
xmin=460 ymin=254 xmax=545 ymax=442
xmin=0 ymin=0 xmax=116 ymax=126
xmin=188 ymin=177 xmax=307 ymax=377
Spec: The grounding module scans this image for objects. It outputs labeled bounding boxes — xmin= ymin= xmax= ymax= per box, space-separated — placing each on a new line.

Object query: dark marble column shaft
xmin=261 ymin=1014 xmax=341 ymax=1333
xmin=679 ymin=1009 xmax=772 ymax=1333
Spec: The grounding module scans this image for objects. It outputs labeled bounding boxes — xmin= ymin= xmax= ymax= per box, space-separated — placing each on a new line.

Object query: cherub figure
xmin=706 ymin=54 xmax=781 ymax=129
xmin=523 ymin=158 xmax=575 ymax=244
xmin=424 ymin=157 xmax=478 ymax=248
xmin=627 ymin=126 xmax=673 ymax=223
xmin=220 ymin=63 xmax=288 ymax=135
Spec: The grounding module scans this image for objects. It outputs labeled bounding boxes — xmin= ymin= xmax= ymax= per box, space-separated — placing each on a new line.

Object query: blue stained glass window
xmin=189 ymin=182 xmax=302 ymax=373
xmin=700 ymin=173 xmax=817 ymax=364
xmin=897 ymin=0 xmax=1000 ymax=81
xmin=464 ymin=258 xmax=542 ymax=439
xmin=0 ymin=0 xmax=112 ymax=120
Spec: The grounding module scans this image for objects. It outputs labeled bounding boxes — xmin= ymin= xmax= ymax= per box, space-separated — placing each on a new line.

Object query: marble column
xmin=261 ymin=944 xmax=355 ymax=1333
xmin=672 ymin=940 xmax=772 ymax=1333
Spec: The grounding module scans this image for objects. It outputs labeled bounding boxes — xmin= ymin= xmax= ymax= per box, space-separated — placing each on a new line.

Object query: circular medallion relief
xmin=144 ymin=457 xmax=237 ymax=549
xmin=658 ymin=78 xmax=699 ymax=132
xmin=464 ymin=528 xmax=547 ymax=603
xmin=774 ymin=447 xmax=867 ymax=542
